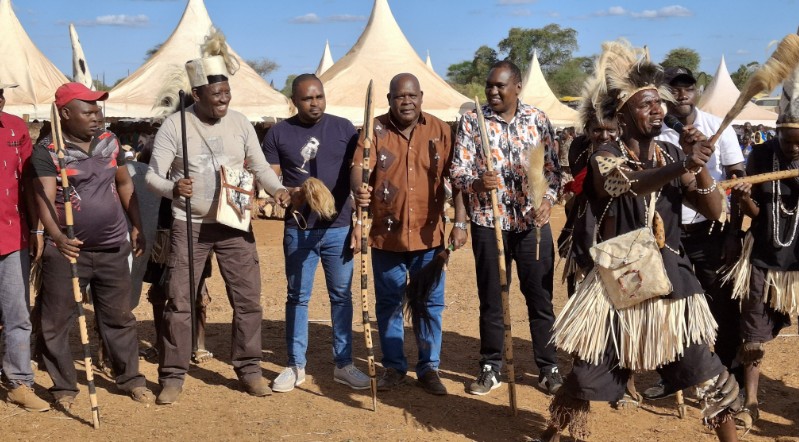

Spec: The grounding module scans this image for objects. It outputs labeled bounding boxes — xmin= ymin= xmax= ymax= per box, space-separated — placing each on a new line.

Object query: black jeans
xmin=681 ymin=221 xmax=741 ymax=371
xmin=471 ymin=223 xmax=558 ymax=374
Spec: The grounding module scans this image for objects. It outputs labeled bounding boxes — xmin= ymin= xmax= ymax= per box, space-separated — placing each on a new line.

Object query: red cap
xmin=55 ymin=82 xmax=109 ymax=108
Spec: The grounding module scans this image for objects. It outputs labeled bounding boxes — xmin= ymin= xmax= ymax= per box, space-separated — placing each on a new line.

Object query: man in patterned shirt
xmin=451 ymin=60 xmax=563 ymax=396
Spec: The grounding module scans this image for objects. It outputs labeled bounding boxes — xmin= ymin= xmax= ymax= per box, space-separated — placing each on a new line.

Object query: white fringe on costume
xmin=552 ymin=269 xmax=717 ymax=371
xmin=721 ymin=231 xmax=799 ymax=316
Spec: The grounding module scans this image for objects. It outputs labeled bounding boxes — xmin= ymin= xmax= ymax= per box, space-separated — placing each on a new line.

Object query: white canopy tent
xmin=0 ymin=0 xmax=69 ymax=119
xmin=314 ymin=40 xmax=335 ymax=77
xmin=698 ymin=55 xmax=778 ymax=127
xmin=519 ymin=51 xmax=579 ymax=127
xmin=105 ymin=0 xmax=291 ymax=121
xmin=318 ymin=0 xmax=471 ymax=125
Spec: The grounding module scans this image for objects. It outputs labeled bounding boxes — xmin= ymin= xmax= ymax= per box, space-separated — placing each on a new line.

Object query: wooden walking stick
xmin=50 ymin=103 xmax=101 ymax=429
xmin=359 ymin=80 xmax=378 ymax=411
xmin=475 ymin=97 xmax=517 ymax=416
xmin=178 ymin=90 xmax=199 ymax=356
xmin=718 ymin=168 xmax=799 ymax=190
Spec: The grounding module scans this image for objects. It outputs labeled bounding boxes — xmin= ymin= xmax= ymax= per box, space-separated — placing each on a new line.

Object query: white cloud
xmin=593 ymin=6 xmax=627 ymax=16
xmin=593 ymin=5 xmax=692 ymax=19
xmin=289 ymin=13 xmax=321 ymax=24
xmin=328 ymin=14 xmax=367 ymax=22
xmin=497 ymin=0 xmax=536 ymax=4
xmin=290 ymin=12 xmax=367 ymax=24
xmin=77 ymin=14 xmax=149 ymax=27
xmin=736 ymin=49 xmax=750 ymax=55
xmin=511 ymin=8 xmax=532 ymax=16
xmin=631 ymin=5 xmax=692 ymax=18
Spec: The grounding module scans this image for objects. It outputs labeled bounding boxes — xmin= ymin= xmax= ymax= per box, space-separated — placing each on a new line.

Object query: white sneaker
xmin=333 ymin=364 xmax=371 ymax=390
xmin=272 ymin=366 xmax=305 ymax=393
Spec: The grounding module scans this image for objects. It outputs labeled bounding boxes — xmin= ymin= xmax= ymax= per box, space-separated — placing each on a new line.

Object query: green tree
xmin=246 ymin=58 xmax=280 ymax=79
xmin=144 ymin=43 xmax=163 ymax=61
xmin=497 ymin=24 xmax=578 ymax=75
xmin=281 ymin=74 xmax=298 ymax=97
xmin=92 ymin=79 xmax=112 ymax=91
xmin=548 ymin=56 xmax=594 ymax=97
xmin=730 ymin=62 xmax=760 ymax=89
xmin=446 ymin=46 xmax=497 ymax=85
xmin=661 ymin=48 xmax=700 ymax=73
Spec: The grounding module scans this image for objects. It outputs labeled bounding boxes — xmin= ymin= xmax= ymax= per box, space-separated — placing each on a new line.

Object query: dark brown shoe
xmin=377 ymin=368 xmax=407 ymax=391
xmin=156 ymin=384 xmax=182 ymax=405
xmin=241 ymin=376 xmax=272 ymax=397
xmin=418 ymin=370 xmax=447 ymax=396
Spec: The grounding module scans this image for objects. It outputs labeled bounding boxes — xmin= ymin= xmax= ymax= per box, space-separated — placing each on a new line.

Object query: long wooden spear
xmin=475 ymin=97 xmax=517 ymax=416
xmin=50 ymin=103 xmax=101 ymax=429
xmin=359 ymin=80 xmax=378 ymax=411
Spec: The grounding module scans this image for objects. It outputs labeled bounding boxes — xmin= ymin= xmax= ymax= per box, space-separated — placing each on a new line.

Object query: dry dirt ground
xmin=2 ymin=206 xmax=798 ymax=441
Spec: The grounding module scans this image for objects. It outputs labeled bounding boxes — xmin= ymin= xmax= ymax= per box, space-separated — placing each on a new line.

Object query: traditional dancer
xmin=723 ymin=62 xmax=799 ymax=426
xmin=535 ymin=40 xmax=741 ymax=442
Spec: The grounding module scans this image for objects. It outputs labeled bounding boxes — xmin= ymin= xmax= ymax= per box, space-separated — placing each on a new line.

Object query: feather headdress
xmin=584 ymin=40 xmax=673 ymax=126
xmin=153 ymin=28 xmax=239 ymax=116
xmin=777 ymin=29 xmax=799 ymax=128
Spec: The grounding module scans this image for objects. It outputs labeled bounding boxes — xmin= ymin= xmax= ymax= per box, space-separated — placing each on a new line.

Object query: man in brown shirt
xmin=351 ymin=73 xmax=466 ymax=395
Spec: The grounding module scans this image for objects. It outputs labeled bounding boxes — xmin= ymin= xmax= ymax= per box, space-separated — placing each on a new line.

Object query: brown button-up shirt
xmin=352 ymin=112 xmax=453 ymax=252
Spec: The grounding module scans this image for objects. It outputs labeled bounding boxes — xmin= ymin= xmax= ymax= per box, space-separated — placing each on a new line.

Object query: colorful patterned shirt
xmin=451 ymin=101 xmax=560 ymax=232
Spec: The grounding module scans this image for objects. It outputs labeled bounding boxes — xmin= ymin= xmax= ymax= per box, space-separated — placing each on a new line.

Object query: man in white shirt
xmin=647 ymin=66 xmax=746 ymax=398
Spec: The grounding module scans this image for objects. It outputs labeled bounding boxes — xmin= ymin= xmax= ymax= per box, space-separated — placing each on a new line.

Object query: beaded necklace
xmin=771 ymin=151 xmax=799 ymax=248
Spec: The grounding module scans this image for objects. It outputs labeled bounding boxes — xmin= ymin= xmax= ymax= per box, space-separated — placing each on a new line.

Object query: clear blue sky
xmin=12 ymin=0 xmax=799 ymax=93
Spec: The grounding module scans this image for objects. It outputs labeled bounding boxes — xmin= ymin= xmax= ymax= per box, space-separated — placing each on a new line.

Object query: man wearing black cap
xmin=31 ymin=82 xmax=152 ymax=410
xmin=646 ymin=66 xmax=746 ymax=399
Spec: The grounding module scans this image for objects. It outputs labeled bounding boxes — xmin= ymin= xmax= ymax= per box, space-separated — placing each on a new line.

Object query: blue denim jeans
xmin=0 ymin=250 xmax=33 ymax=387
xmin=372 ymin=247 xmax=445 ymax=378
xmin=284 ymin=226 xmax=354 ymax=368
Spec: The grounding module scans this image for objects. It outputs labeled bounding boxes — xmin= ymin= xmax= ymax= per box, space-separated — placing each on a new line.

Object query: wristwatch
xmin=453 ymin=222 xmax=468 ymax=230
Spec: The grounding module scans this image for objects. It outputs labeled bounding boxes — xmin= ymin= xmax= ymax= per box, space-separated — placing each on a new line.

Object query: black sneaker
xmin=468 ymin=364 xmax=501 ymax=396
xmin=538 ymin=367 xmax=563 ymax=395
xmin=418 ymin=370 xmax=448 ymax=396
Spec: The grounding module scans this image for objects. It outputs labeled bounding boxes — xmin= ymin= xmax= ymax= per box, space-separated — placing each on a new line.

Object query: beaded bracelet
xmin=681 ymin=158 xmax=702 ymax=175
xmin=30 ymin=229 xmax=44 ymax=235
xmin=695 ymin=179 xmax=717 ymax=195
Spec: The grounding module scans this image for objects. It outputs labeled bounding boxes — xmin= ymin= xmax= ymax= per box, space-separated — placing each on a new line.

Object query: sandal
xmin=612 ymin=392 xmax=641 ymax=410
xmin=191 ymin=349 xmax=214 ymax=365
xmin=129 ymin=386 xmax=154 ymax=404
xmin=55 ymin=395 xmax=75 ymax=412
xmin=734 ymin=405 xmax=759 ymax=434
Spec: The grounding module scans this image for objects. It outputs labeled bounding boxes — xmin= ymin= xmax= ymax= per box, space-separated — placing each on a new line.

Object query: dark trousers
xmin=40 ymin=242 xmax=144 ymax=399
xmin=471 ymin=223 xmax=558 ymax=374
xmin=681 ymin=222 xmax=741 ymax=370
xmin=159 ymin=221 xmax=263 ymax=386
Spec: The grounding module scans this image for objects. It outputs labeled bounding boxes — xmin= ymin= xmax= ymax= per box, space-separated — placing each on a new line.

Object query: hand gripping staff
xmin=359 ymin=81 xmax=378 ymax=411
xmin=50 ymin=103 xmax=101 ymax=429
xmin=474 ymin=97 xmax=518 ymax=416
xmin=178 ymin=90 xmax=199 ymax=355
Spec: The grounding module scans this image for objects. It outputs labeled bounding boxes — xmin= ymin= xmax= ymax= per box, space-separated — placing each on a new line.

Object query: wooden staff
xmin=718 ymin=168 xmax=799 ymax=190
xmin=178 ymin=90 xmax=199 ymax=355
xmin=359 ymin=80 xmax=378 ymax=411
xmin=50 ymin=103 xmax=100 ymax=429
xmin=475 ymin=97 xmax=517 ymax=416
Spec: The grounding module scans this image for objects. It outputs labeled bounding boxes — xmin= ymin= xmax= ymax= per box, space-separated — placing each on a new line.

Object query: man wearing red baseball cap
xmin=54 ymin=82 xmax=108 ymax=109
xmin=30 ymin=82 xmax=153 ymax=410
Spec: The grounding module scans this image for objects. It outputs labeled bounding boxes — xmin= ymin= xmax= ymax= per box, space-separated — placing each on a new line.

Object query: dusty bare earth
xmin=2 ymin=206 xmax=798 ymax=441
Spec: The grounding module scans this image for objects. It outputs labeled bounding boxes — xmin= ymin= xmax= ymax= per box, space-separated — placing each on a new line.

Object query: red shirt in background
xmin=0 ymin=112 xmax=32 ymax=255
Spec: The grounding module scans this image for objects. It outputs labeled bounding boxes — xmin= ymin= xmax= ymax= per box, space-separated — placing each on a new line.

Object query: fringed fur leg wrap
xmin=548 ymin=391 xmax=591 ymax=441
xmin=737 ymin=341 xmax=766 ymax=367
xmin=695 ymin=370 xmax=743 ymax=428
